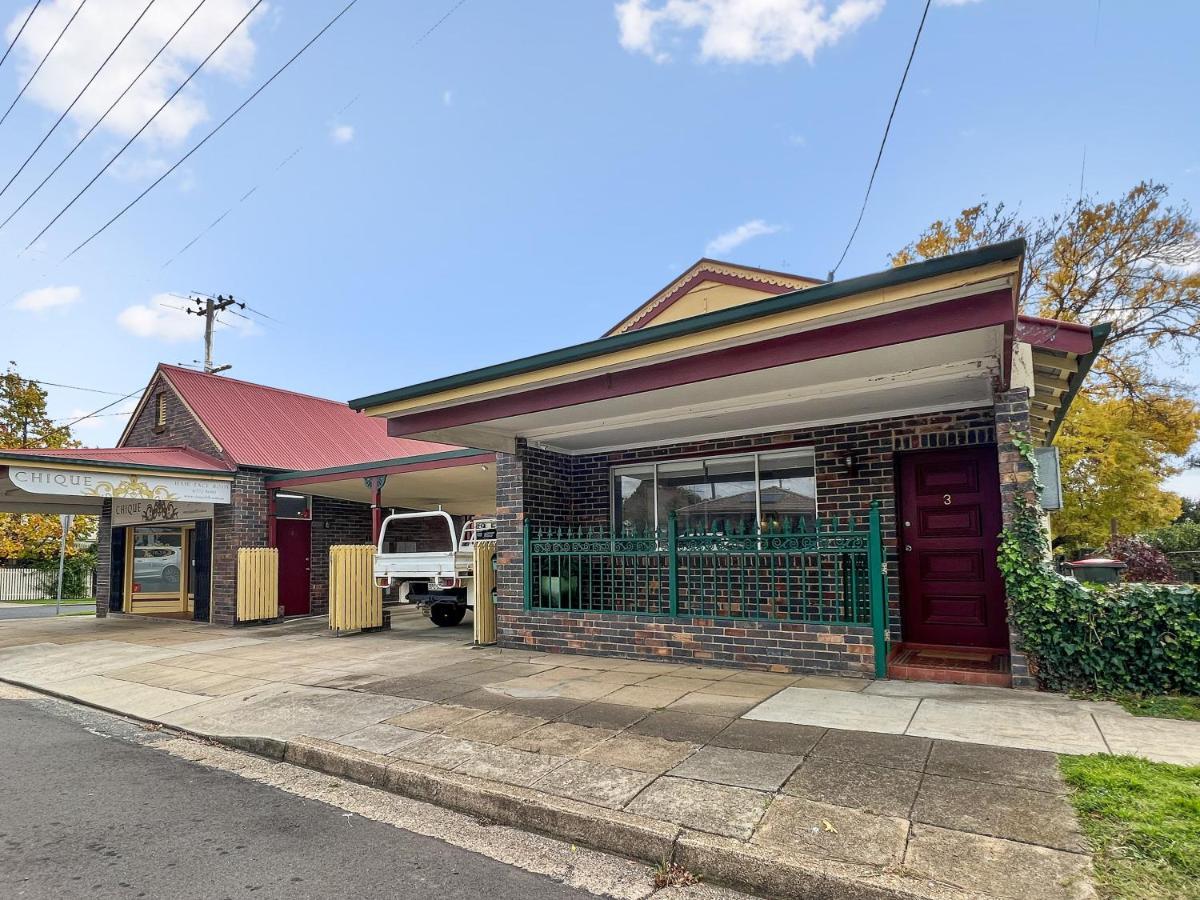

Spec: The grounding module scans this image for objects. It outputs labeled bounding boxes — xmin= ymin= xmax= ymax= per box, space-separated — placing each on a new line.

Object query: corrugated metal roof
xmin=160 ymin=365 xmax=460 ymax=471
xmin=0 ymin=445 xmax=234 ymax=473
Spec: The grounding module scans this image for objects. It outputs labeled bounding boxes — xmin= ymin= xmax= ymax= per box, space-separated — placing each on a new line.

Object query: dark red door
xmin=276 ymin=519 xmax=311 ymax=617
xmin=897 ymin=446 xmax=1007 ymax=648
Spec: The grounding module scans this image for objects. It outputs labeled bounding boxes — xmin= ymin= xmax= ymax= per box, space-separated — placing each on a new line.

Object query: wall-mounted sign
xmin=10 ymin=467 xmax=231 ymax=504
xmin=112 ymin=499 xmax=214 ymax=527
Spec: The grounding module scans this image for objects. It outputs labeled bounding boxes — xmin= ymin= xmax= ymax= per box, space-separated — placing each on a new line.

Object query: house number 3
xmin=943 ymin=494 xmax=952 ymax=505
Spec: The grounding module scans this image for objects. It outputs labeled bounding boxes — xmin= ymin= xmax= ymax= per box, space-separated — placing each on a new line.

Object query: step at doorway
xmin=888 ymin=643 xmax=1012 ymax=687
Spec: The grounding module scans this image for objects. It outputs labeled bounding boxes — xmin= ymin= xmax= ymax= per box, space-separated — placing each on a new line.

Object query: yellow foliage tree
xmin=892 ymin=182 xmax=1200 ymax=548
xmin=0 ymin=363 xmax=95 ymax=560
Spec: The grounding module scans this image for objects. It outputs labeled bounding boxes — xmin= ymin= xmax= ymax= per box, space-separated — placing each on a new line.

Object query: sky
xmin=1 ymin=0 xmax=1198 ymax=495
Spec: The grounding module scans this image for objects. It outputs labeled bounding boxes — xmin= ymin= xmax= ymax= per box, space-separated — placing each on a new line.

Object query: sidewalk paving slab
xmin=784 ymin=755 xmax=922 ymax=818
xmin=811 ymin=728 xmax=932 ymax=771
xmin=530 ymin=758 xmax=656 ymax=809
xmin=904 ymin=824 xmax=1095 ymax=900
xmin=443 ymin=709 xmax=546 ymax=744
xmin=925 ymin=740 xmax=1066 ymax=794
xmin=747 ymin=687 xmax=920 ymax=734
xmin=753 ymin=795 xmax=910 ymax=868
xmin=389 ymin=733 xmax=490 ymax=769
xmin=709 ymin=718 xmax=825 ymax=755
xmin=626 ymin=776 xmax=770 ymax=840
xmin=1085 ymin=709 xmax=1200 ymax=765
xmin=668 ymin=746 xmax=801 ymax=791
xmin=558 ymin=701 xmax=650 ymax=730
xmin=506 ymin=721 xmax=616 ymax=756
xmin=912 ymin=773 xmax=1088 ymax=853
xmin=629 ymin=709 xmax=733 ymax=743
xmin=578 ymin=732 xmax=697 ymax=774
xmin=336 ymin=722 xmax=429 ymax=754
xmin=906 ymin=698 xmax=1107 ymax=755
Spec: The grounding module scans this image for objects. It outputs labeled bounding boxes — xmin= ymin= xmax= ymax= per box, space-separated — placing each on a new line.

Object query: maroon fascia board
xmin=387 ymin=289 xmax=1015 ymax=439
xmin=1015 ymin=315 xmax=1096 ymax=355
xmin=266 ymin=452 xmax=495 ymax=489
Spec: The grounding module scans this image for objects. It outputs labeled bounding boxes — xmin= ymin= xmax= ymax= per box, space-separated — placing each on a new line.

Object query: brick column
xmin=211 ymin=470 xmax=270 ymax=625
xmin=494 ymin=441 xmax=572 ymax=650
xmin=994 ymin=387 xmax=1039 ymax=689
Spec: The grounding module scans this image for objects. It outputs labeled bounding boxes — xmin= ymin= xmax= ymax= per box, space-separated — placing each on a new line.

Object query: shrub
xmin=1104 ymin=535 xmax=1176 ymax=583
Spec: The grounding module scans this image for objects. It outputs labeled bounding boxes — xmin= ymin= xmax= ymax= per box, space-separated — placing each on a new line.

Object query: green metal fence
xmin=524 ymin=501 xmax=889 ymax=676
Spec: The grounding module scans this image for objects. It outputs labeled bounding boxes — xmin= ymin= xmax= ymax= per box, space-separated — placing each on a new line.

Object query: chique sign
xmin=10 ymin=467 xmax=232 ymax=504
xmin=112 ymin=499 xmax=215 ymax=527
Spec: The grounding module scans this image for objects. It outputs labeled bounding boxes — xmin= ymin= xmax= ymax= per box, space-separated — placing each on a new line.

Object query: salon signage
xmin=112 ymin=499 xmax=214 ymax=527
xmin=10 ymin=467 xmax=231 ymax=504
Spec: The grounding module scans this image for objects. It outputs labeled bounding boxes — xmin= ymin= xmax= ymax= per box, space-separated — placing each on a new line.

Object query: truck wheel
xmin=430 ymin=604 xmax=466 ymax=627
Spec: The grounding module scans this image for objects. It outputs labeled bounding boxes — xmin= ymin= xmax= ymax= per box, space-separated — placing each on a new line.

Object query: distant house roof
xmin=121 ymin=364 xmax=461 ymax=472
xmin=676 ymin=486 xmax=816 ymax=518
xmin=0 ymin=445 xmax=234 ymax=475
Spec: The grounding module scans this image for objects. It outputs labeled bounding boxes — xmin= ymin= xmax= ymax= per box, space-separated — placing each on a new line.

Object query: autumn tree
xmin=892 ymin=182 xmax=1200 ymax=545
xmin=0 ymin=363 xmax=95 ymax=561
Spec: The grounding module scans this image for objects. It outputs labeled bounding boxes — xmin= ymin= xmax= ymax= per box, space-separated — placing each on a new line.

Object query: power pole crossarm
xmin=185 ymin=294 xmax=241 ymax=373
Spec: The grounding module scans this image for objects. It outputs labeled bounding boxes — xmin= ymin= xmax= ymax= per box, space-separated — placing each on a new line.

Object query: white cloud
xmin=442 ymin=89 xmax=453 ymax=106
xmin=615 ymin=0 xmax=885 ymax=64
xmin=13 ymin=284 xmax=81 ymax=312
xmin=3 ymin=0 xmax=268 ymax=146
xmin=788 ymin=133 xmax=806 ymax=146
xmin=934 ymin=0 xmax=981 ymax=6
xmin=116 ymin=293 xmax=259 ymax=343
xmin=329 ymin=123 xmax=354 ymax=144
xmin=705 ymin=219 xmax=783 ymax=255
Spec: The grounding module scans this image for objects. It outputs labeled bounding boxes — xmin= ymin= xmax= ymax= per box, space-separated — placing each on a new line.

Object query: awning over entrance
xmin=265 ymin=448 xmax=496 ymax=515
xmin=350 ymin=242 xmax=1108 ymax=454
xmin=0 ymin=447 xmax=235 ymax=515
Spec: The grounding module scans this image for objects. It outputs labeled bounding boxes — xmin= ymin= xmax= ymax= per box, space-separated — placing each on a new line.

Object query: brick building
xmin=351 ymin=241 xmax=1108 ymax=687
xmin=0 ymin=366 xmax=495 ymax=626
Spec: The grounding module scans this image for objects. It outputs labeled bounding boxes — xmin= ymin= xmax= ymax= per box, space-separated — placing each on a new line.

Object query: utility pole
xmin=186 ymin=294 xmax=243 ymax=374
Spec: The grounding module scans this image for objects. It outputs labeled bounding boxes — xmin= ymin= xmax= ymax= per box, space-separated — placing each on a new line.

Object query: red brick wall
xmin=496 ymin=406 xmax=998 ymax=674
xmin=121 ymin=372 xmax=223 ymax=460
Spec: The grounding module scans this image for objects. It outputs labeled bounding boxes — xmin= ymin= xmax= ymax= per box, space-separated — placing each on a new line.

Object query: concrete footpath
xmin=2 ymin=612 xmax=1195 ymax=900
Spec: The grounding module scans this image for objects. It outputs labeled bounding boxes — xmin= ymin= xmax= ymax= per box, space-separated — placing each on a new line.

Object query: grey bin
xmin=1065 ymin=557 xmax=1127 ymax=585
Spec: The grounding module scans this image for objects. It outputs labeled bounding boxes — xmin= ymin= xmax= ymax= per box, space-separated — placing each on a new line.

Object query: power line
xmin=61 ymin=387 xmax=144 ymax=429
xmin=828 ymin=0 xmax=932 ymax=281
xmin=0 ymin=0 xmax=88 ymax=129
xmin=12 ymin=376 xmax=133 ymax=396
xmin=0 ymin=0 xmax=158 ymax=204
xmin=63 ymin=0 xmax=361 ymax=260
xmin=0 ymin=0 xmax=211 ymax=235
xmin=22 ymin=0 xmax=266 ymax=253
xmin=159 ymin=0 xmax=468 ymax=269
xmin=0 ymin=0 xmax=44 ymax=74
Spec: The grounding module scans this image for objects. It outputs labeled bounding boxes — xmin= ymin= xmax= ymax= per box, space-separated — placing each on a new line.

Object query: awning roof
xmin=265 ymin=448 xmax=497 ymax=515
xmin=0 ymin=447 xmax=234 ymax=515
xmin=352 ymin=241 xmax=1107 ymax=455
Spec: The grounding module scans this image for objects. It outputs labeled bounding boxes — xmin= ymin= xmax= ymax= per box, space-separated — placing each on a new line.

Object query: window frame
xmin=154 ymin=392 xmax=167 ymax=430
xmin=610 ymin=447 xmax=818 ymax=535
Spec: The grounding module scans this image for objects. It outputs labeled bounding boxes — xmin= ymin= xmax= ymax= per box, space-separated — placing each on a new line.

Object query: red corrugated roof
xmin=158 ymin=365 xmax=460 ymax=472
xmin=0 ymin=445 xmax=234 ymax=472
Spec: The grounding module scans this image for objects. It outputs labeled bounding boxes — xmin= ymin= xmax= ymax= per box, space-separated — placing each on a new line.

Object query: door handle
xmin=905 ymin=544 xmax=912 ymax=552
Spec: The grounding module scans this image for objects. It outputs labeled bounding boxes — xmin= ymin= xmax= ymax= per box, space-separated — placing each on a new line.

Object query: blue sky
xmin=1 ymin=0 xmax=1198 ymax=493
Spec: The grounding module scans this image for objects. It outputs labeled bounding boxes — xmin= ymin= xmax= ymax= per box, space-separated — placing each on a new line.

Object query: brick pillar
xmin=994 ymin=387 xmax=1039 ymax=689
xmin=211 ymin=470 xmax=270 ymax=625
xmin=494 ymin=441 xmax=572 ymax=650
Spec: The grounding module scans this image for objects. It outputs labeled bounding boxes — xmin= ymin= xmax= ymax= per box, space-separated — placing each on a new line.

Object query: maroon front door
xmin=897 ymin=446 xmax=1007 ymax=648
xmin=276 ymin=519 xmax=311 ymax=617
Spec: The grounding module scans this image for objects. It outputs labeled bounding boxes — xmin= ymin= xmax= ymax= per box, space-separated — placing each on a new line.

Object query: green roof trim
xmin=350 ymin=239 xmax=1026 ymax=411
xmin=264 ymin=448 xmax=489 ymax=484
xmin=1047 ymin=322 xmax=1110 ymax=443
xmin=0 ymin=451 xmax=234 ymax=478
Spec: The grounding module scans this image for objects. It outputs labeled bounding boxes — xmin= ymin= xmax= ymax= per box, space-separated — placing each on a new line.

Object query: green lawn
xmin=1115 ymin=695 xmax=1200 ymax=722
xmin=1060 ymin=754 xmax=1200 ymax=899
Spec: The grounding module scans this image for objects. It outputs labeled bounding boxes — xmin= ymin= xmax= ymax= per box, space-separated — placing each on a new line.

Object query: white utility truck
xmin=373 ymin=511 xmax=497 ymax=626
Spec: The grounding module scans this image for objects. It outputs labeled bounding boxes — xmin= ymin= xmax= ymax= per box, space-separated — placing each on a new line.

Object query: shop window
xmin=131 ymin=526 xmax=184 ymax=594
xmin=612 ymin=448 xmax=816 ymax=535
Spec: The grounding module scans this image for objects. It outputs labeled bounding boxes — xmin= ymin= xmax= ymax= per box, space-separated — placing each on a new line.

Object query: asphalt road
xmin=0 ymin=604 xmax=94 ymax=620
xmin=0 ymin=698 xmax=592 ymax=899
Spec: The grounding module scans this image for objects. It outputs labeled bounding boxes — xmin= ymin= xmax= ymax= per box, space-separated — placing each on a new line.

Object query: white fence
xmin=0 ymin=567 xmax=95 ymax=601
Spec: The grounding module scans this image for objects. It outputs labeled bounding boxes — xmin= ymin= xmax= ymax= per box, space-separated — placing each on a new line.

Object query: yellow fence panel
xmin=236 ymin=547 xmax=279 ymax=623
xmin=329 ymin=544 xmax=382 ymax=635
xmin=472 ymin=540 xmax=497 ymax=646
